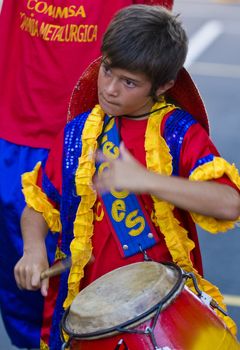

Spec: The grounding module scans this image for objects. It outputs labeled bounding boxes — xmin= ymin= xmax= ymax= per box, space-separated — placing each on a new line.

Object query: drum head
xmin=64 ymin=262 xmax=183 ymax=337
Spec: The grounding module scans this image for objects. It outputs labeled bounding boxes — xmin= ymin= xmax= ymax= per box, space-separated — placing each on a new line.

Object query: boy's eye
xmin=124 ymin=79 xmax=136 ymax=88
xmin=102 ymin=63 xmax=111 ymax=75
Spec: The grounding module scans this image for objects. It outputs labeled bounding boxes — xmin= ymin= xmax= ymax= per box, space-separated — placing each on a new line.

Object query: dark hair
xmin=101 ymin=5 xmax=188 ymax=100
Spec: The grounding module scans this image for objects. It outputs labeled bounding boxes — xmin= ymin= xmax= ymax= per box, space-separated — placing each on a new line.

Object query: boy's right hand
xmin=14 ymin=247 xmax=49 ymax=297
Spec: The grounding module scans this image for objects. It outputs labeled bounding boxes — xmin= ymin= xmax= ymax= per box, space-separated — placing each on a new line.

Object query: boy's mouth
xmin=100 ymin=93 xmax=119 ymax=107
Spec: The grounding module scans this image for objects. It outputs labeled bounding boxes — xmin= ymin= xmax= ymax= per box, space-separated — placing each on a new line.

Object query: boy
xmin=14 ymin=5 xmax=240 ymax=349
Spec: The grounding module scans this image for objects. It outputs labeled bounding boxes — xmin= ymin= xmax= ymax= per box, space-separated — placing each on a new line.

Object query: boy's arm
xmin=94 ymin=143 xmax=240 ymax=221
xmin=14 ymin=129 xmax=64 ymax=295
xmin=144 ymin=169 xmax=239 ymax=220
xmin=14 ymin=206 xmax=49 ymax=297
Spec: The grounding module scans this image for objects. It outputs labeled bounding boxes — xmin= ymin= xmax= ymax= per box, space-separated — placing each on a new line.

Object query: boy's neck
xmin=118 ymin=102 xmax=167 ymax=120
xmin=123 ymin=114 xmax=150 ymax=121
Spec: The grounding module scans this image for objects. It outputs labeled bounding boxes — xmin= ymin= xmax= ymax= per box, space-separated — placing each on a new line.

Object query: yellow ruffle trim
xmin=63 ymin=105 xmax=105 ymax=308
xmin=40 ymin=339 xmax=49 ymax=350
xmin=145 ymin=106 xmax=237 ymax=335
xmin=22 ymin=162 xmax=61 ymax=233
xmin=189 ymin=157 xmax=240 ymax=233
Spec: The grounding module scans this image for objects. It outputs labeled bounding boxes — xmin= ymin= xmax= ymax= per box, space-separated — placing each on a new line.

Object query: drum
xmin=61 ymin=262 xmax=239 ymax=350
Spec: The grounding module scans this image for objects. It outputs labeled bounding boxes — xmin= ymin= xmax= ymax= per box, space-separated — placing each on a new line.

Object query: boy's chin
xmin=99 ymin=102 xmax=121 ymax=117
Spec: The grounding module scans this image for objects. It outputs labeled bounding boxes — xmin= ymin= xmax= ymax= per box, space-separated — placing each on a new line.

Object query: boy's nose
xmin=105 ymin=79 xmax=119 ymax=97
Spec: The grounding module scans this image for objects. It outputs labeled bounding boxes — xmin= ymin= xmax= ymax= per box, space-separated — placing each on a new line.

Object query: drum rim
xmin=61 ymin=262 xmax=185 ymax=341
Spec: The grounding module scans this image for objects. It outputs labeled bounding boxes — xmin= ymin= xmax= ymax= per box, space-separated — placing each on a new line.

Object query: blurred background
xmin=0 ymin=0 xmax=239 ymax=348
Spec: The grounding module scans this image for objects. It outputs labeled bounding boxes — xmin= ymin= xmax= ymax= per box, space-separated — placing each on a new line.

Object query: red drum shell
xmin=70 ymin=288 xmax=238 ymax=350
xmin=62 ymin=262 xmax=239 ymax=350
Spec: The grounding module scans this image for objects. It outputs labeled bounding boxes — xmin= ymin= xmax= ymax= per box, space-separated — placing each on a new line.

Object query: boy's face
xmin=98 ymin=58 xmax=154 ymax=118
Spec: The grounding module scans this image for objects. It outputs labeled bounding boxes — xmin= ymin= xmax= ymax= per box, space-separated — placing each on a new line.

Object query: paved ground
xmin=0 ymin=0 xmax=240 ymax=348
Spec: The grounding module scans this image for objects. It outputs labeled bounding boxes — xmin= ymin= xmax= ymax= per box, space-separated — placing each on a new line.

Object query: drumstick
xmin=40 ymin=256 xmax=72 ymax=281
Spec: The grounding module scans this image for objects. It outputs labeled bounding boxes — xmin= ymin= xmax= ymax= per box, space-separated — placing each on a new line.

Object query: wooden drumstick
xmin=40 ymin=256 xmax=72 ymax=281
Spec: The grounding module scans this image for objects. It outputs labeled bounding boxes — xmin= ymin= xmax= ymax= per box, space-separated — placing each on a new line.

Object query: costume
xmin=22 ymin=99 xmax=240 ymax=349
xmin=0 ymin=0 xmax=173 ymax=348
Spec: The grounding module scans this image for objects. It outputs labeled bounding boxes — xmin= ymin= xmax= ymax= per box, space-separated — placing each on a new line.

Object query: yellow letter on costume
xmin=126 ymin=210 xmax=145 ymax=237
xmin=111 ymin=200 xmax=126 ymax=222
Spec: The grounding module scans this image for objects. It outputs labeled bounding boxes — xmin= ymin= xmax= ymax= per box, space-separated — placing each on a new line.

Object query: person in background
xmin=14 ymin=4 xmax=240 ymax=350
xmin=0 ymin=0 xmax=173 ymax=348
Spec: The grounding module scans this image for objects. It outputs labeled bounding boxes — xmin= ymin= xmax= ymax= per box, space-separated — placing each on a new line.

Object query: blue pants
xmin=0 ymin=139 xmax=57 ymax=348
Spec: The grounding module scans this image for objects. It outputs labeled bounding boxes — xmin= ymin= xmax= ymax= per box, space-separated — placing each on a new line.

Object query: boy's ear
xmin=156 ymin=80 xmax=174 ymax=96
